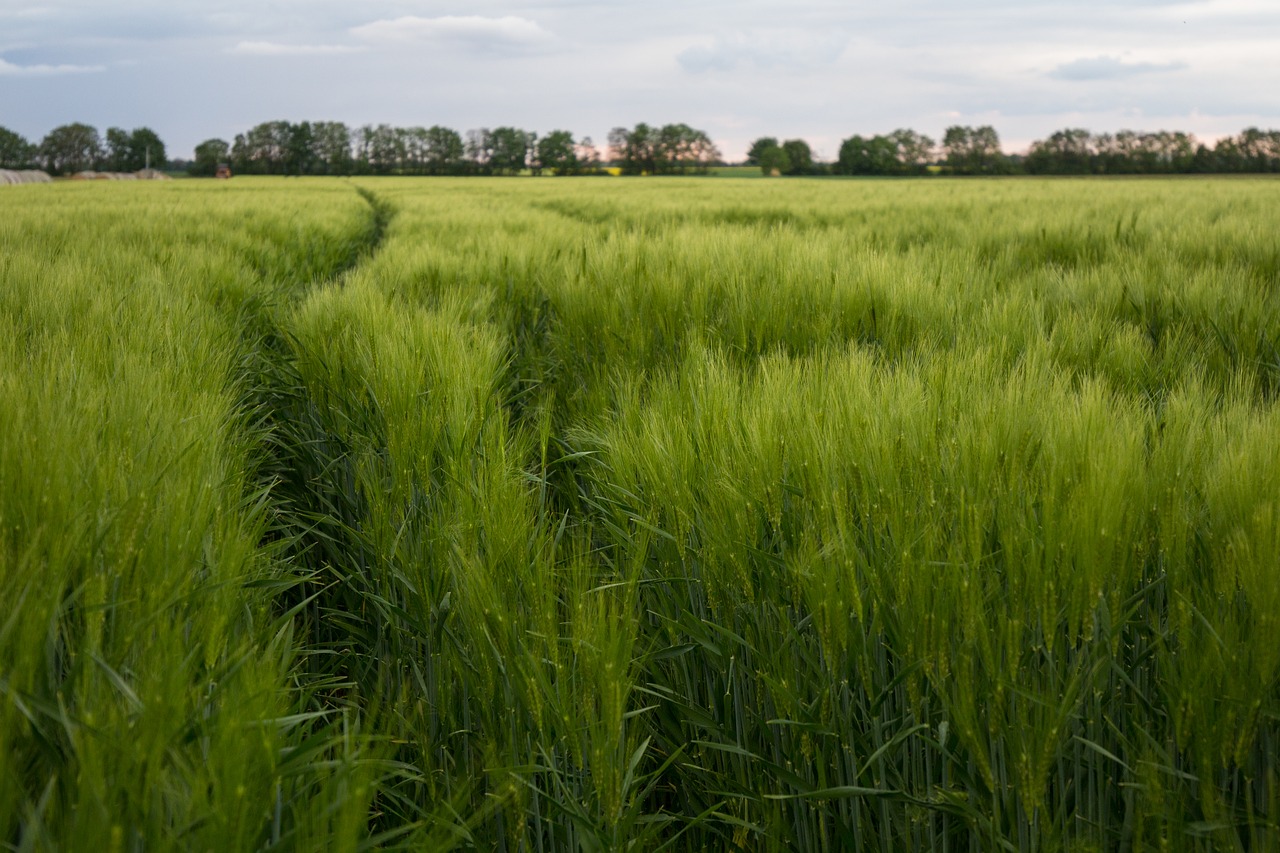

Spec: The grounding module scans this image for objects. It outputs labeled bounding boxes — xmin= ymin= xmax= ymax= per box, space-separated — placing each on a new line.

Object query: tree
xmin=0 ymin=126 xmax=37 ymax=169
xmin=656 ymin=123 xmax=692 ymax=173
xmin=1189 ymin=143 xmax=1218 ymax=174
xmin=1091 ymin=131 xmax=1120 ymax=173
xmin=943 ymin=125 xmax=1008 ymax=175
xmin=191 ymin=138 xmax=230 ymax=177
xmin=758 ymin=143 xmax=790 ymax=176
xmin=662 ymin=124 xmax=719 ymax=174
xmin=535 ymin=130 xmax=579 ymax=175
xmin=1025 ymin=128 xmax=1093 ymax=175
xmin=1233 ymin=127 xmax=1280 ymax=172
xmin=223 ymin=121 xmax=350 ymax=175
xmin=1212 ymin=136 xmax=1246 ymax=173
xmin=402 ymin=127 xmax=431 ymax=174
xmin=1158 ymin=131 xmax=1196 ymax=173
xmin=311 ymin=122 xmax=352 ymax=174
xmin=39 ymin=123 xmax=102 ymax=174
xmin=746 ymin=137 xmax=779 ymax=166
xmin=780 ymin=139 xmax=813 ymax=175
xmin=889 ymin=129 xmax=934 ymax=174
xmin=609 ymin=123 xmax=655 ymax=175
xmin=836 ymin=134 xmax=898 ymax=175
xmin=423 ymin=126 xmax=464 ymax=175
xmin=576 ymin=137 xmax=602 ymax=173
xmin=126 ymin=127 xmax=166 ymax=171
xmin=465 ymin=128 xmax=495 ymax=174
xmin=104 ymin=127 xmax=132 ymax=171
xmin=610 ymin=123 xmax=719 ymax=175
xmin=104 ymin=126 xmax=166 ymax=172
xmin=607 ymin=126 xmax=632 ymax=172
xmin=284 ymin=121 xmax=316 ymax=175
xmin=233 ymin=121 xmax=291 ymax=174
xmin=489 ymin=127 xmax=534 ymax=175
xmin=356 ymin=124 xmax=404 ymax=174
xmin=1022 ymin=128 xmax=1203 ymax=175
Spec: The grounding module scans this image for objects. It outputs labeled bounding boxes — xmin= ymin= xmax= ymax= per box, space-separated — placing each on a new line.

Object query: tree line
xmin=1023 ymin=127 xmax=1280 ymax=174
xmin=180 ymin=121 xmax=719 ymax=177
xmin=750 ymin=126 xmax=1280 ymax=176
xmin=196 ymin=122 xmax=603 ymax=177
xmin=747 ymin=127 xmax=1010 ymax=176
xmin=4 ymin=121 xmax=1280 ymax=177
xmin=0 ymin=123 xmax=166 ymax=175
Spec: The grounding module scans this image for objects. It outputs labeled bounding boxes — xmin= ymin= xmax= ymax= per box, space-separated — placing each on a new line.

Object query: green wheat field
xmin=2 ymin=176 xmax=1278 ymax=851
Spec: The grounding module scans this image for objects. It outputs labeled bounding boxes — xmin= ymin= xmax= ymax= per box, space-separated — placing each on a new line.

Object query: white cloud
xmin=231 ymin=41 xmax=363 ymax=56
xmin=1049 ymin=55 xmax=1187 ymax=81
xmin=678 ymin=30 xmax=847 ymax=74
xmin=350 ymin=15 xmax=553 ymax=50
xmin=0 ymin=56 xmax=104 ymax=75
xmin=0 ymin=7 xmax=58 ymax=19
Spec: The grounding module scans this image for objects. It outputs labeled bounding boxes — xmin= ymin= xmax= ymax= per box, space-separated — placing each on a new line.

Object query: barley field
xmin=2 ymin=175 xmax=1278 ymax=851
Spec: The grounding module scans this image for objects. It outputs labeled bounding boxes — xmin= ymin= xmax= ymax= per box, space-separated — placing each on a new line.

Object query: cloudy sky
xmin=1 ymin=0 xmax=1277 ymax=161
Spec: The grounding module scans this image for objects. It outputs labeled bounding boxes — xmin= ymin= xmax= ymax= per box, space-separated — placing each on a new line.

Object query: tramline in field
xmin=1 ymin=176 xmax=1277 ymax=851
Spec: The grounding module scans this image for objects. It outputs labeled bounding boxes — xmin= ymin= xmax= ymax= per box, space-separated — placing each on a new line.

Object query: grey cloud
xmin=231 ymin=41 xmax=364 ymax=57
xmin=0 ymin=56 xmax=105 ymax=75
xmin=1049 ymin=55 xmax=1187 ymax=81
xmin=678 ymin=30 xmax=847 ymax=74
xmin=350 ymin=15 xmax=553 ymax=53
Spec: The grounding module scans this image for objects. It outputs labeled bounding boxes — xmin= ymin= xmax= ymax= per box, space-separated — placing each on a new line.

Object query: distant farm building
xmin=0 ymin=169 xmax=53 ymax=185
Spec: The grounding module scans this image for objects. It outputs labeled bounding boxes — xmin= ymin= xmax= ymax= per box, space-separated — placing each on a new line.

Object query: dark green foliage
xmin=942 ymin=125 xmax=1010 ymax=175
xmin=780 ymin=139 xmax=813 ymax=175
xmin=420 ymin=125 xmax=465 ymax=175
xmin=104 ymin=126 xmax=166 ymax=172
xmin=1025 ymin=128 xmax=1191 ymax=174
xmin=836 ymin=134 xmax=900 ymax=175
xmin=488 ymin=126 xmax=535 ymax=175
xmin=757 ymin=142 xmax=790 ymax=175
xmin=608 ymin=122 xmax=721 ymax=174
xmin=745 ymin=136 xmax=779 ymax=166
xmin=535 ymin=129 xmax=580 ymax=175
xmin=233 ymin=120 xmax=291 ymax=174
xmin=191 ymin=137 xmax=230 ymax=176
xmin=38 ymin=122 xmax=102 ymax=174
xmin=0 ymin=125 xmax=36 ymax=168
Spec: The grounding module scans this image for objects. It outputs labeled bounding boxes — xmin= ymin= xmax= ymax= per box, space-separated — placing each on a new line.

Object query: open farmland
xmin=2 ymin=176 xmax=1278 ymax=851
